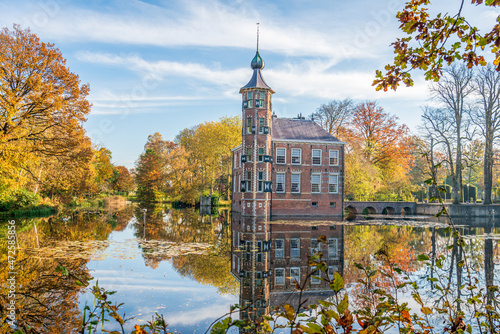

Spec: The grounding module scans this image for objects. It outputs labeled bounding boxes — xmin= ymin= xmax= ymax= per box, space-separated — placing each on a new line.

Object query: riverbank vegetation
xmin=0 ymin=26 xmax=135 ymax=215
xmin=135 ymin=116 xmax=240 ymax=204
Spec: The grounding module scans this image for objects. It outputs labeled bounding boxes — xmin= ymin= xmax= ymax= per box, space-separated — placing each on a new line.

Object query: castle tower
xmin=239 ymin=27 xmax=274 ymax=217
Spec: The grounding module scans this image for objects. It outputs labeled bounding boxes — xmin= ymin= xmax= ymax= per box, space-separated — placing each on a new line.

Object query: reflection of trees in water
xmin=0 ymin=208 xmax=134 ymax=333
xmin=345 ymin=224 xmax=499 ymax=316
xmin=132 ymin=206 xmax=238 ymax=294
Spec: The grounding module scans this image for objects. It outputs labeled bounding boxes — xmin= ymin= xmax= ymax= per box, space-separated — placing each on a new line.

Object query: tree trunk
xmin=484 ymin=128 xmax=494 ymax=204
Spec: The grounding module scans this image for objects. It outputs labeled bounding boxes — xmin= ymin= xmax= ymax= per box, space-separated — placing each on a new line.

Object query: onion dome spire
xmin=240 ymin=23 xmax=274 ymax=93
xmin=251 ymin=23 xmax=264 ymax=70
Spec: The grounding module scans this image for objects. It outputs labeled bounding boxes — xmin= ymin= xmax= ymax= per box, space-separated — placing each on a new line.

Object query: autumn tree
xmin=373 ymin=0 xmax=500 ymax=91
xmin=348 ymin=102 xmax=413 ymax=195
xmin=111 ymin=166 xmax=135 ymax=194
xmin=0 ymin=25 xmax=91 ymax=185
xmin=164 ymin=145 xmax=197 ymax=204
xmin=93 ymin=146 xmax=114 ymax=192
xmin=176 ymin=116 xmax=241 ymax=198
xmin=135 ymin=133 xmax=174 ymax=202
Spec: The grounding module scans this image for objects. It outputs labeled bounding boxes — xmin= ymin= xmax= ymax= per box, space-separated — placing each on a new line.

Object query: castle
xmin=231 ymin=44 xmax=345 ymax=217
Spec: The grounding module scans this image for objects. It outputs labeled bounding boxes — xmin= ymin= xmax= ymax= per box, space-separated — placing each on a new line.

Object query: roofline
xmin=231 ymin=144 xmax=242 ymax=152
xmin=272 ymin=139 xmax=346 ymax=145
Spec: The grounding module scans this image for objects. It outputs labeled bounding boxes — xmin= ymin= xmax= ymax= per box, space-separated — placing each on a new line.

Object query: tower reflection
xmin=230 ymin=213 xmax=344 ymax=330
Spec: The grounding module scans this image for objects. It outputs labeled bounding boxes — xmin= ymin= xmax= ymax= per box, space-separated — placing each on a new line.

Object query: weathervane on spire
xmin=256 ymin=23 xmax=260 ymax=52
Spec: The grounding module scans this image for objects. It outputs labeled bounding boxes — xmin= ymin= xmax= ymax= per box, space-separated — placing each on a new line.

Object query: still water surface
xmin=1 ymin=205 xmax=499 ymax=333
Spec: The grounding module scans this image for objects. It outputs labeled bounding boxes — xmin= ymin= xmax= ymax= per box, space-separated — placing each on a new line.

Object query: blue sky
xmin=1 ymin=0 xmax=498 ymax=168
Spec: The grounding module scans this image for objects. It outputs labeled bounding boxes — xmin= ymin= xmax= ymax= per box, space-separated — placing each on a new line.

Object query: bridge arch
xmin=402 ymin=207 xmax=412 ymax=215
xmin=344 ymin=206 xmax=357 ymax=220
xmin=362 ymin=206 xmax=377 ymax=215
xmin=382 ymin=206 xmax=397 ymax=215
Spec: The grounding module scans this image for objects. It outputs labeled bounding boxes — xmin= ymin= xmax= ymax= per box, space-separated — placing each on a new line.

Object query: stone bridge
xmin=344 ymin=201 xmax=417 ymax=219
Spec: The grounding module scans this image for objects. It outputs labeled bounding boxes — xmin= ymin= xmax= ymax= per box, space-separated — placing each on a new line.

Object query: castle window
xmin=312 ymin=202 xmax=318 ymax=207
xmin=259 ymin=118 xmax=265 ymax=133
xmin=291 ymin=148 xmax=301 ymax=164
xmin=329 ymin=174 xmax=339 ymax=193
xmin=328 ymin=266 xmax=339 ymax=278
xmin=260 ymin=91 xmax=265 ymax=100
xmin=258 ymin=171 xmax=264 ymax=192
xmin=275 ymin=268 xmax=285 ymax=285
xmin=290 ymin=267 xmax=300 ymax=284
xmin=246 ymin=117 xmax=252 ymax=134
xmin=291 ymin=173 xmax=300 ymax=193
xmin=311 ymin=174 xmax=321 ymax=193
xmin=275 ymin=239 xmax=284 ymax=258
xmin=246 ymin=147 xmax=252 ymax=162
xmin=276 ymin=148 xmax=286 ymax=164
xmin=290 ymin=239 xmax=300 ymax=258
xmin=328 ymin=238 xmax=339 ymax=259
xmin=258 ymin=148 xmax=264 ymax=162
xmin=248 ymin=99 xmax=253 ymax=108
xmin=247 ymin=91 xmax=253 ymax=100
xmin=245 ymin=171 xmax=252 ymax=191
xmin=276 ymin=173 xmax=285 ymax=193
xmin=310 ymin=238 xmax=321 ymax=255
xmin=329 ymin=150 xmax=339 ymax=165
xmin=312 ymin=149 xmax=322 ymax=165
xmin=311 ymin=269 xmax=321 ymax=284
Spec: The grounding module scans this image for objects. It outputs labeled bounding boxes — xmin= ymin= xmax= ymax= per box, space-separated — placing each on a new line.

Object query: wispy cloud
xmin=1 ymin=0 xmax=392 ymax=62
xmin=79 ymin=51 xmax=429 ymax=108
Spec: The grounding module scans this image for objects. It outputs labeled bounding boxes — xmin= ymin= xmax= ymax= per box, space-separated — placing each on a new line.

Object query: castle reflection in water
xmin=230 ymin=213 xmax=344 ymax=327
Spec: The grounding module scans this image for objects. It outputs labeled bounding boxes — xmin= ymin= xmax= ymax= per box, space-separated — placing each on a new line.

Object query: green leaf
xmin=55 ymin=265 xmax=69 ymax=276
xmin=417 ymin=254 xmax=429 ymax=261
xmin=331 ymin=272 xmax=344 ymax=292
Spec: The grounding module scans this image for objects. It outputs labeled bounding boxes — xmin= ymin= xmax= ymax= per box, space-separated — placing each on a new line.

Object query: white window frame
xmin=311 ymin=269 xmax=321 ymax=284
xmin=291 ymin=148 xmax=301 ymax=164
xmin=275 ymin=268 xmax=285 ymax=285
xmin=329 ymin=150 xmax=339 ymax=166
xmin=310 ymin=238 xmax=321 ymax=255
xmin=290 ymin=238 xmax=300 ymax=258
xmin=329 ymin=174 xmax=339 ymax=193
xmin=276 ymin=148 xmax=286 ymax=164
xmin=311 ymin=173 xmax=321 ymax=193
xmin=312 ymin=149 xmax=322 ymax=165
xmin=291 ymin=173 xmax=300 ymax=193
xmin=290 ymin=267 xmax=300 ymax=284
xmin=276 ymin=173 xmax=285 ymax=193
xmin=275 ymin=239 xmax=284 ymax=258
xmin=328 ymin=238 xmax=339 ymax=259
xmin=328 ymin=265 xmax=339 ymax=278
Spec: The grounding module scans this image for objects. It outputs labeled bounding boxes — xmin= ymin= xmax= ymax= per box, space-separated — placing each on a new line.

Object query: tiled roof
xmin=272 ymin=118 xmax=341 ymax=143
xmin=240 ymin=69 xmax=274 ymax=92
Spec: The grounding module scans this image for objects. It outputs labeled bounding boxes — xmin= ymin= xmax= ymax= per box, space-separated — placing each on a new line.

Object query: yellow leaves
xmin=283 ymin=304 xmax=296 ymax=321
